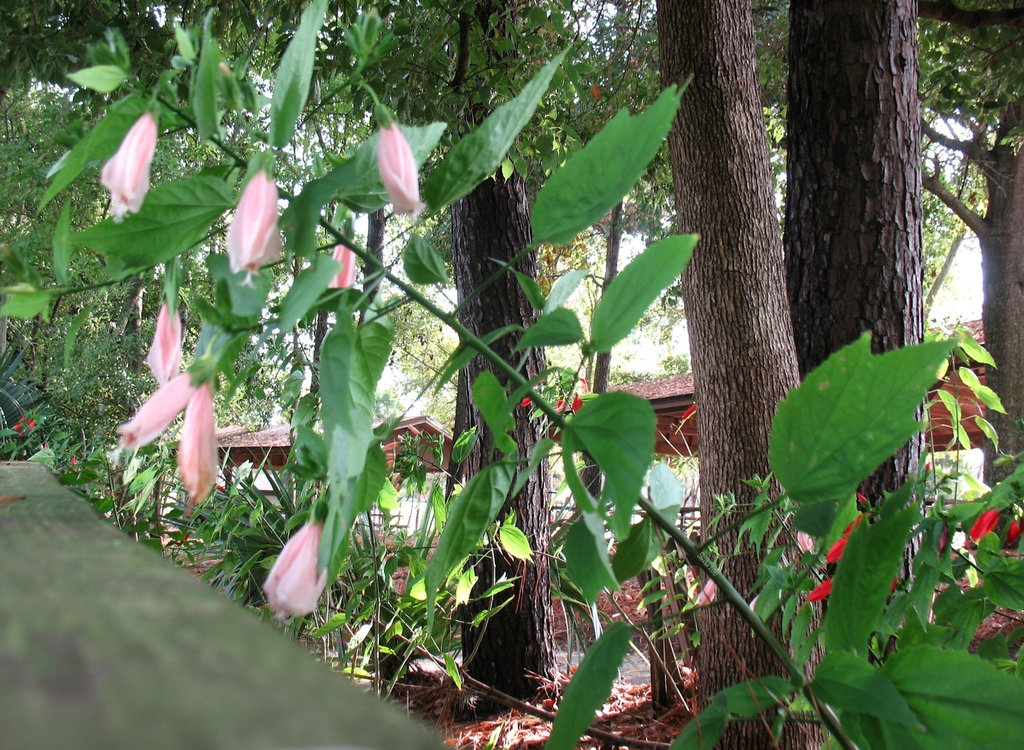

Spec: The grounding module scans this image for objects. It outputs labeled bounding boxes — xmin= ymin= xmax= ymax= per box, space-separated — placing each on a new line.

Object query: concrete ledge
xmin=0 ymin=462 xmax=441 ymax=750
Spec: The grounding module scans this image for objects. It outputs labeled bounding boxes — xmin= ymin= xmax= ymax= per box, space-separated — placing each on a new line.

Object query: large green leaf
xmin=270 ymin=0 xmax=328 ymax=148
xmin=42 ymin=96 xmax=147 ymax=206
xmin=544 ymin=623 xmax=631 ymax=750
xmin=283 ymin=123 xmax=445 ymax=256
xmin=514 ymin=308 xmax=584 ymax=352
xmin=76 ymin=176 xmax=234 ymax=279
xmin=590 ymin=235 xmax=696 ymax=353
xmin=193 ymin=19 xmax=221 ymax=142
xmin=472 ymin=371 xmax=516 ymax=454
xmin=422 ymin=52 xmax=565 ymax=209
xmin=812 ymin=652 xmax=918 ymax=726
xmin=52 ymin=202 xmax=72 ymax=285
xmin=532 ymin=86 xmax=682 ymax=246
xmin=826 ymin=500 xmax=916 ymax=654
xmin=770 ymin=334 xmax=953 ymax=504
xmin=402 ymin=235 xmax=447 ymax=285
xmin=564 ymin=391 xmax=655 ymax=536
xmin=866 ymin=646 xmax=1024 ymax=749
xmin=278 ymin=252 xmax=342 ymax=331
xmin=564 ymin=511 xmax=618 ymax=603
xmin=67 ymin=64 xmax=126 ymax=93
xmin=612 ymin=518 xmax=659 ymax=582
xmin=423 ymin=462 xmax=515 ymax=616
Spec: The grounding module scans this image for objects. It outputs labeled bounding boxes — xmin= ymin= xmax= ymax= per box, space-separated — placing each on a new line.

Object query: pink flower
xmin=808 ymin=579 xmax=832 ymax=602
xmin=795 ymin=531 xmax=815 ymax=553
xmin=101 ymin=112 xmax=158 ymax=221
xmin=177 ymin=383 xmax=218 ymax=508
xmin=146 ymin=303 xmax=182 ymax=385
xmin=263 ymin=522 xmax=328 ymax=616
xmin=329 ymin=244 xmax=357 ymax=289
xmin=226 ymin=170 xmax=282 ymax=279
xmin=969 ymin=509 xmax=1000 ymax=542
xmin=117 ymin=373 xmax=197 ymax=450
xmin=377 ymin=123 xmax=424 ymax=216
xmin=696 ymin=579 xmax=717 ymax=606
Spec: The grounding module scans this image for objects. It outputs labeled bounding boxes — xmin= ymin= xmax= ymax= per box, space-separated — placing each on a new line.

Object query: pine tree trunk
xmin=657 ymin=1 xmax=810 ymax=746
xmin=450 ymin=174 xmax=555 ymax=702
xmin=785 ymin=0 xmax=924 ymax=499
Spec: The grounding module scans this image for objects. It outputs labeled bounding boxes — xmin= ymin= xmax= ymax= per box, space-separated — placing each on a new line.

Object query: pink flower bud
xmin=146 ymin=303 xmax=182 ymax=385
xmin=795 ymin=531 xmax=815 ymax=553
xmin=101 ymin=112 xmax=158 ymax=221
xmin=263 ymin=522 xmax=328 ymax=616
xmin=117 ymin=373 xmax=197 ymax=450
xmin=969 ymin=509 xmax=1000 ymax=542
xmin=226 ymin=170 xmax=282 ymax=280
xmin=177 ymin=383 xmax=218 ymax=508
xmin=377 ymin=123 xmax=424 ymax=216
xmin=696 ymin=579 xmax=717 ymax=606
xmin=328 ymin=244 xmax=357 ymax=289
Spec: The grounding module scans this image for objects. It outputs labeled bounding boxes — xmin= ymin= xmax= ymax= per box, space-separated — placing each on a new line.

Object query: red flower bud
xmin=969 ymin=509 xmax=1000 ymax=542
xmin=519 ymin=396 xmax=532 ymax=407
xmin=1007 ymin=520 xmax=1021 ymax=546
xmin=809 ymin=579 xmax=832 ymax=602
xmin=572 ymin=395 xmax=583 ymax=412
xmin=826 ymin=537 xmax=847 ymax=564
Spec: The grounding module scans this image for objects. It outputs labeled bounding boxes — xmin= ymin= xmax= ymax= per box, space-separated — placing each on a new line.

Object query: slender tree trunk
xmin=657 ymin=1 xmax=808 ymax=746
xmin=451 ymin=174 xmax=555 ymax=702
xmin=785 ymin=0 xmax=924 ymax=500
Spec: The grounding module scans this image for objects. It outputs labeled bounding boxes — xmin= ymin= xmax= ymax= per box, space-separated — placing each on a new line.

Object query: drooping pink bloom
xmin=969 ymin=509 xmax=1000 ymax=542
xmin=117 ymin=373 xmax=197 ymax=450
xmin=808 ymin=578 xmax=832 ymax=602
xmin=826 ymin=537 xmax=848 ymax=564
xmin=263 ymin=522 xmax=329 ymax=616
xmin=101 ymin=112 xmax=158 ymax=221
xmin=177 ymin=383 xmax=218 ymax=508
xmin=328 ymin=244 xmax=357 ymax=289
xmin=377 ymin=123 xmax=424 ymax=216
xmin=226 ymin=170 xmax=282 ymax=279
xmin=795 ymin=531 xmax=815 ymax=553
xmin=696 ymin=579 xmax=717 ymax=606
xmin=146 ymin=303 xmax=182 ymax=385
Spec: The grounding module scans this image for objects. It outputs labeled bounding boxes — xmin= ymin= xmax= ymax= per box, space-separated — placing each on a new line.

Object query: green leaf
xmin=1 ymin=292 xmax=51 ymax=321
xmin=612 ymin=518 xmax=659 ymax=582
xmin=63 ymin=302 xmax=97 ymax=368
xmin=715 ymin=676 xmax=792 ymax=717
xmin=193 ymin=19 xmax=221 ymax=142
xmin=403 ymin=235 xmax=447 ymax=285
xmin=564 ymin=391 xmax=655 ymax=536
xmin=826 ymin=501 xmax=916 ymax=654
xmin=422 ymin=52 xmax=565 ymax=209
xmin=564 ymin=511 xmax=618 ymax=603
xmin=424 ymin=462 xmax=515 ymax=616
xmin=956 ymin=331 xmax=995 ymax=368
xmin=532 ymin=86 xmax=683 ymax=246
xmin=812 ymin=652 xmax=918 ymax=725
xmin=444 ymin=653 xmax=463 ymax=690
xmin=984 ymin=560 xmax=1024 ymax=610
xmin=958 ymin=366 xmax=1005 ymax=413
xmin=283 ymin=123 xmax=445 ymax=256
xmin=472 ymin=371 xmax=516 ymax=454
xmin=76 ymin=176 xmax=234 ymax=279
xmin=875 ymin=646 xmax=1024 ymax=749
xmin=590 ymin=235 xmax=697 ymax=353
xmin=544 ymin=623 xmax=631 ymax=750
xmin=668 ymin=704 xmax=727 ymax=750
xmin=514 ymin=271 xmax=547 ymax=310
xmin=648 ymin=462 xmax=685 ymax=512
xmin=270 ymin=0 xmax=328 ymax=148
xmin=52 ymin=202 xmax=72 ymax=285
xmin=278 ymin=252 xmax=342 ymax=331
xmin=498 ymin=522 xmax=533 ymax=562
xmin=514 ymin=308 xmax=584 ymax=352
xmin=543 ymin=269 xmax=587 ymax=314
xmin=770 ymin=334 xmax=953 ymax=503
xmin=42 ymin=96 xmax=147 ymax=206
xmin=67 ymin=64 xmax=126 ymax=93
xmin=208 ymin=254 xmax=270 ymax=318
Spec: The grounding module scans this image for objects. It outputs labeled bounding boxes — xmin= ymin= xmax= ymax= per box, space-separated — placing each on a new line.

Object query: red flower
xmin=519 ymin=396 xmax=532 ymax=408
xmin=1007 ymin=520 xmax=1021 ymax=546
xmin=556 ymin=399 xmax=566 ymax=411
xmin=842 ymin=515 xmax=865 ymax=537
xmin=681 ymin=403 xmax=696 ymax=421
xmin=826 ymin=537 xmax=847 ymax=564
xmin=809 ymin=579 xmax=832 ymax=601
xmin=572 ymin=395 xmax=583 ymax=412
xmin=856 ymin=492 xmax=869 ymax=508
xmin=969 ymin=509 xmax=1000 ymax=542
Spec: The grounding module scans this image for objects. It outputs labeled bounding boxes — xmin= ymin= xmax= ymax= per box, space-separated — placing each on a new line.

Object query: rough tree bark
xmin=450 ymin=173 xmax=555 ymax=702
xmin=785 ymin=0 xmax=924 ymax=500
xmin=656 ymin=1 xmax=809 ymax=746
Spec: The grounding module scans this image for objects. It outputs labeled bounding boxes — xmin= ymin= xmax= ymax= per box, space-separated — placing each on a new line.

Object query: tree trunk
xmin=785 ymin=0 xmax=924 ymax=500
xmin=450 ymin=173 xmax=555 ymax=702
xmin=979 ymin=104 xmax=1024 ymax=482
xmin=657 ymin=1 xmax=808 ymax=747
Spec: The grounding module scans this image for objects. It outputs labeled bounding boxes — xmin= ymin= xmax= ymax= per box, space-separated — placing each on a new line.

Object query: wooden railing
xmin=0 ymin=461 xmax=441 ymax=750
